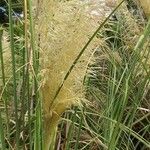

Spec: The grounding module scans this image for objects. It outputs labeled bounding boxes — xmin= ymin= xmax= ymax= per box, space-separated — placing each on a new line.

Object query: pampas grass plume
xmin=37 ymin=0 xmax=102 ymax=149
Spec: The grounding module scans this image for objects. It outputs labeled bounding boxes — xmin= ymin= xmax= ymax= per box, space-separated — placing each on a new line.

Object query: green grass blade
xmin=8 ymin=0 xmax=20 ymax=148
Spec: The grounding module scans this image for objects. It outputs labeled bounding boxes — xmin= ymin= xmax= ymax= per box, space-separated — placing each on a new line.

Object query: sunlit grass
xmin=0 ymin=0 xmax=150 ymax=150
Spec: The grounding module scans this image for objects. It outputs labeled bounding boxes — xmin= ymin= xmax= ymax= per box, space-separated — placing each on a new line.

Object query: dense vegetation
xmin=0 ymin=0 xmax=150 ymax=149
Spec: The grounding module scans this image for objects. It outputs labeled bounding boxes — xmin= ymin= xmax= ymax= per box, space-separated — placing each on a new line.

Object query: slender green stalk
xmin=22 ymin=0 xmax=33 ymax=149
xmin=0 ymin=27 xmax=10 ymax=149
xmin=8 ymin=0 xmax=20 ymax=148
xmin=27 ymin=0 xmax=42 ymax=149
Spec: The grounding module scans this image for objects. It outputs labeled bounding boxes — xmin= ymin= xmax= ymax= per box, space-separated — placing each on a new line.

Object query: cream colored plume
xmin=37 ymin=0 xmax=108 ymax=149
xmin=38 ymin=0 xmax=104 ymax=118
